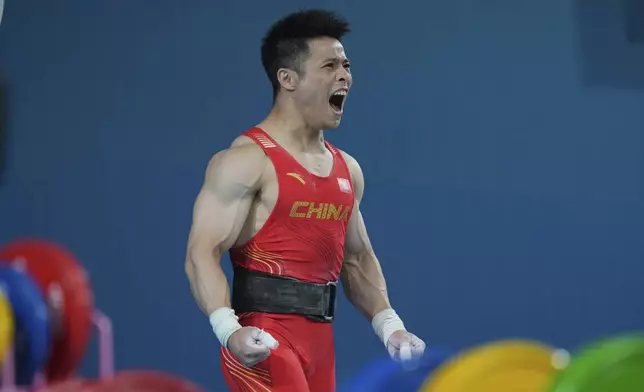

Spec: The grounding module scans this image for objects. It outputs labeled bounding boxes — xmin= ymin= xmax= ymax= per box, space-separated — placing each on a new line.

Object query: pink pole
xmin=92 ymin=310 xmax=114 ymax=380
xmin=1 ymin=344 xmax=16 ymax=392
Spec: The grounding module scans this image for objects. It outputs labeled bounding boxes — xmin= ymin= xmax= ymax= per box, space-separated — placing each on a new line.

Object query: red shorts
xmin=220 ymin=312 xmax=335 ymax=392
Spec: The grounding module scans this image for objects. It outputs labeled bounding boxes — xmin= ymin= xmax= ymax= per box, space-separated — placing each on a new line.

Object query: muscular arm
xmin=339 ymin=153 xmax=423 ymax=356
xmin=184 ymin=142 xmax=265 ymax=315
xmin=340 ymin=153 xmax=392 ymax=321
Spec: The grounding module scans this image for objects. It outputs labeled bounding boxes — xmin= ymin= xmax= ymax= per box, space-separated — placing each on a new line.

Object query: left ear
xmin=276 ymin=68 xmax=301 ymax=92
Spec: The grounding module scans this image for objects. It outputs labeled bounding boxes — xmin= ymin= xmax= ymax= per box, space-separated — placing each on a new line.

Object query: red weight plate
xmin=87 ymin=370 xmax=207 ymax=392
xmin=34 ymin=379 xmax=95 ymax=392
xmin=0 ymin=238 xmax=94 ymax=382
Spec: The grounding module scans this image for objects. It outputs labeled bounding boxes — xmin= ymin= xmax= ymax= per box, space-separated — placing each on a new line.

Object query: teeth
xmin=333 ymin=90 xmax=347 ymax=96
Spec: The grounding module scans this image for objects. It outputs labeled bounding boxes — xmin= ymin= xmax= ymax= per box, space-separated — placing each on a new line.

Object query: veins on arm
xmin=184 ymin=141 xmax=265 ymax=314
xmin=339 ymin=152 xmax=391 ymax=320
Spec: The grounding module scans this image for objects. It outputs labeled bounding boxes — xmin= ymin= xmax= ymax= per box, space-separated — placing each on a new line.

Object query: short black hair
xmin=261 ymin=9 xmax=351 ymax=99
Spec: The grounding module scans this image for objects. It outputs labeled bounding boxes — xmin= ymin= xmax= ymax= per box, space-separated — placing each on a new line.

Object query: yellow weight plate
xmin=420 ymin=339 xmax=570 ymax=392
xmin=0 ymin=287 xmax=15 ymax=364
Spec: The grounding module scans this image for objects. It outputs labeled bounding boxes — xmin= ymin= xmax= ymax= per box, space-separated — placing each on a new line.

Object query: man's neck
xmin=257 ymin=102 xmax=325 ymax=153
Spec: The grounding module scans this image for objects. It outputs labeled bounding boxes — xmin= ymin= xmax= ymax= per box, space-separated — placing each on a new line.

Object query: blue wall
xmin=1 ymin=0 xmax=643 ymax=390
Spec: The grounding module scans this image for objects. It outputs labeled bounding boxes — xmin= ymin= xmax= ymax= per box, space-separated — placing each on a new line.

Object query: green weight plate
xmin=546 ymin=333 xmax=644 ymax=392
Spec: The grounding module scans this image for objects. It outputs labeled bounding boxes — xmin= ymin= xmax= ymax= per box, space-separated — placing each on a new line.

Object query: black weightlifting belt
xmin=231 ymin=267 xmax=338 ymax=323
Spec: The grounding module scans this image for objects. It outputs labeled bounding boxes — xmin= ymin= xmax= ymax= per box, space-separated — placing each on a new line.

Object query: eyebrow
xmin=321 ymin=57 xmax=350 ymax=64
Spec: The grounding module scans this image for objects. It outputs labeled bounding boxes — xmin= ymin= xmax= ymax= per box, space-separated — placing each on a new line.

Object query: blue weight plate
xmin=338 ymin=347 xmax=453 ymax=392
xmin=0 ymin=265 xmax=51 ymax=385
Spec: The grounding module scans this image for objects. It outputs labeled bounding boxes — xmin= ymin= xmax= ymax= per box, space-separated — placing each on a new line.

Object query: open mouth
xmin=329 ymin=90 xmax=347 ymax=113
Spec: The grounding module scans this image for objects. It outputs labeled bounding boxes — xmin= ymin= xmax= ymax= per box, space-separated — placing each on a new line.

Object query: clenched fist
xmin=227 ymin=326 xmax=279 ymax=367
xmin=387 ymin=330 xmax=426 ymax=363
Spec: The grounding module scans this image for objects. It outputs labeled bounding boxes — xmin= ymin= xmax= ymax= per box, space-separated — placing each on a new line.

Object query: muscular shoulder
xmin=203 ymin=136 xmax=267 ymax=194
xmin=338 ymin=149 xmax=365 ymax=201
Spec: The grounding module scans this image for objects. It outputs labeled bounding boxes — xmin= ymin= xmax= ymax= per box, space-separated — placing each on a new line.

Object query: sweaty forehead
xmin=307 ymin=38 xmax=347 ymax=62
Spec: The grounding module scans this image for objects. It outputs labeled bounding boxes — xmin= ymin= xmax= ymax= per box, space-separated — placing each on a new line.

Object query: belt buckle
xmin=324 ymin=281 xmax=338 ymax=321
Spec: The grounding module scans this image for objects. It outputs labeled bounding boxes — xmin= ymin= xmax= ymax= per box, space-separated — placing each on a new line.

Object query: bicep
xmin=187 ymin=150 xmax=260 ymax=259
xmin=344 ymin=205 xmax=374 ymax=259
xmin=342 ymin=151 xmax=372 ymax=258
xmin=188 ymin=187 xmax=252 ymax=257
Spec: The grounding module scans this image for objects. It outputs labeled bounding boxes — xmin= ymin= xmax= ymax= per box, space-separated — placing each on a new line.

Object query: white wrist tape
xmin=209 ymin=307 xmax=243 ymax=348
xmin=371 ymin=308 xmax=406 ymax=347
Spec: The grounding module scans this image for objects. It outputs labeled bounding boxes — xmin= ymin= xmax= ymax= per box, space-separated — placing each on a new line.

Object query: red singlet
xmin=220 ymin=127 xmax=355 ymax=392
